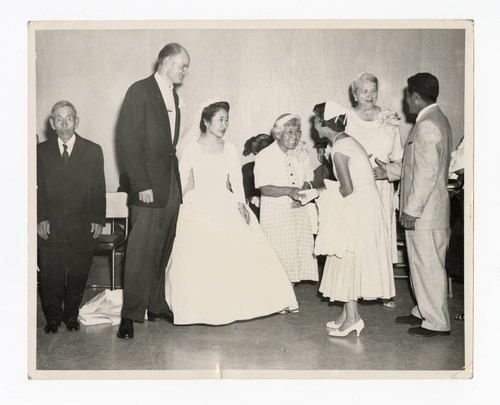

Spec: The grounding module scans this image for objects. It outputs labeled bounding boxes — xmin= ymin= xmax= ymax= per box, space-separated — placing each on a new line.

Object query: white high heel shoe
xmin=328 ymin=319 xmax=364 ymax=337
xmin=326 ymin=320 xmax=343 ymax=329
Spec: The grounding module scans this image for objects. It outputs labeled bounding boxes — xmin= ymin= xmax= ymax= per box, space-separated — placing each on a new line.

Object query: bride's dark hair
xmin=200 ymin=101 xmax=230 ymax=133
xmin=313 ymin=102 xmax=347 ymax=132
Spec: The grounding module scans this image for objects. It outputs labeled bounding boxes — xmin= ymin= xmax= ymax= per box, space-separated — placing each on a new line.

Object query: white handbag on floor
xmin=78 ymin=289 xmax=123 ymax=326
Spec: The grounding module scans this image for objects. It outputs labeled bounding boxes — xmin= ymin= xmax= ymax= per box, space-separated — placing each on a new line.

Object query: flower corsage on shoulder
xmin=289 ymin=140 xmax=310 ymax=163
xmin=378 ymin=109 xmax=401 ymax=127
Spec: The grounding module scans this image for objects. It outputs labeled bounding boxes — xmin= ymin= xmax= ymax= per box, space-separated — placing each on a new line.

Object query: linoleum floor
xmin=35 ymin=261 xmax=465 ymax=372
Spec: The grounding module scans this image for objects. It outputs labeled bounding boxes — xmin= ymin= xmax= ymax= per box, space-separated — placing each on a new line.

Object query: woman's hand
xmin=373 ymin=157 xmax=388 ymax=180
xmin=287 ymin=187 xmax=304 ymax=208
xmin=238 ymin=203 xmax=251 ymax=224
xmin=287 ymin=187 xmax=303 ymax=201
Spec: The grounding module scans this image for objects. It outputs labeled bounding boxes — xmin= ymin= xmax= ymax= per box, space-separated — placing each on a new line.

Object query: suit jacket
xmin=37 ymin=134 xmax=106 ymax=252
xmin=387 ymin=105 xmax=452 ymax=230
xmin=117 ymin=74 xmax=182 ymax=208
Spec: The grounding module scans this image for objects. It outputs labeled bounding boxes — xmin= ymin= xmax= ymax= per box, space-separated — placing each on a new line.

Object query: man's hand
xmin=37 ymin=220 xmax=50 ymax=240
xmin=91 ymin=223 xmax=103 ymax=239
xmin=400 ymin=211 xmax=418 ymax=231
xmin=373 ymin=157 xmax=388 ymax=180
xmin=139 ymin=189 xmax=154 ymax=203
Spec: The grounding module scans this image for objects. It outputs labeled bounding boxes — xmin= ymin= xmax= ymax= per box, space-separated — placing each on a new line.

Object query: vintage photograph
xmin=28 ymin=20 xmax=473 ymax=379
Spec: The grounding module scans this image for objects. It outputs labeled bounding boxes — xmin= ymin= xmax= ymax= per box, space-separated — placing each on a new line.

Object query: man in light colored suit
xmin=374 ymin=73 xmax=452 ymax=337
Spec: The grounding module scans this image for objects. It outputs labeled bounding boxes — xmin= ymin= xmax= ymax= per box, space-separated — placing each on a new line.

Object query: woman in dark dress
xmin=241 ymin=133 xmax=274 ymax=219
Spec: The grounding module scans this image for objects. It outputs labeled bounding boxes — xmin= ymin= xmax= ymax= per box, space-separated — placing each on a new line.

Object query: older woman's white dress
xmin=346 ymin=108 xmax=403 ymax=262
xmin=317 ymin=136 xmax=395 ymax=302
xmin=165 ymin=140 xmax=298 ymax=325
xmin=254 ymin=142 xmax=318 ymax=282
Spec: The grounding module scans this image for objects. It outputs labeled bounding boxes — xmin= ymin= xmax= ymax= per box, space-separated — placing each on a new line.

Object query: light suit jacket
xmin=387 ymin=105 xmax=452 ymax=230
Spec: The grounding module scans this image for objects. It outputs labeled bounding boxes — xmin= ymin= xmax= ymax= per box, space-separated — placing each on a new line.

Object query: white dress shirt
xmin=416 ymin=103 xmax=437 ymax=122
xmin=155 ymin=72 xmax=176 ymax=139
xmin=57 ymin=134 xmax=76 ymax=156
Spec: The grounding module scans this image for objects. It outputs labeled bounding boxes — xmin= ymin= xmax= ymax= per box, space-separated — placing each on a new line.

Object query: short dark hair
xmin=243 ymin=133 xmax=273 ymax=156
xmin=200 ymin=101 xmax=230 ymax=133
xmin=243 ymin=136 xmax=256 ymax=156
xmin=158 ymin=43 xmax=184 ymax=64
xmin=313 ymin=102 xmax=347 ymax=132
xmin=253 ymin=134 xmax=274 ymax=155
xmin=407 ymin=72 xmax=439 ymax=103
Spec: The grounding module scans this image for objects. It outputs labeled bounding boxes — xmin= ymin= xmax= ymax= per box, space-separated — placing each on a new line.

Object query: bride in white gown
xmin=165 ymin=101 xmax=298 ymax=325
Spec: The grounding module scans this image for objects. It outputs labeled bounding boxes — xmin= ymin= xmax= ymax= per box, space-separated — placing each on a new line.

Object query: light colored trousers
xmin=406 ymin=228 xmax=451 ymax=331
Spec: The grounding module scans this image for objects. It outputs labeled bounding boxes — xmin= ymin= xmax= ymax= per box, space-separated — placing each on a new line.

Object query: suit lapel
xmin=48 ymin=137 xmax=66 ymax=169
xmin=68 ymin=134 xmax=82 ymax=166
xmin=406 ymin=124 xmax=417 ymax=146
xmin=173 ymin=90 xmax=181 ymax=146
xmin=148 ymin=76 xmax=174 ymax=146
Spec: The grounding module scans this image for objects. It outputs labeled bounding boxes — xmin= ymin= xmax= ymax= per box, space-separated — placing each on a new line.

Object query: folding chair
xmin=91 ymin=192 xmax=129 ymax=290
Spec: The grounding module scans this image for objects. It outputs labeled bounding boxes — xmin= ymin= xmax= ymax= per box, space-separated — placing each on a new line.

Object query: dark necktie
xmin=62 ymin=144 xmax=69 ymax=163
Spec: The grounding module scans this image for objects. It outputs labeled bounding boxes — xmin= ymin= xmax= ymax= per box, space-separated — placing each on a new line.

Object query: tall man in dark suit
xmin=116 ymin=43 xmax=190 ymax=339
xmin=37 ymin=100 xmax=106 ymax=333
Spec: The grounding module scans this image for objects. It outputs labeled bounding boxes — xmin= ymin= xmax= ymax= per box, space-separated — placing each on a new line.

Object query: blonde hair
xmin=351 ymin=72 xmax=378 ymax=96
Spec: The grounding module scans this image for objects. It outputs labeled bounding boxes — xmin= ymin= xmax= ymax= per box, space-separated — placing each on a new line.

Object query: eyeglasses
xmin=173 ymin=61 xmax=189 ymax=73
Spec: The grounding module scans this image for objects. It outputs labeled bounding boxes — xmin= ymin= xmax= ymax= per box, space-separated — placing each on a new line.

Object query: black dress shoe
xmin=117 ymin=318 xmax=134 ymax=339
xmin=395 ymin=314 xmax=422 ymax=326
xmin=44 ymin=321 xmax=60 ymax=334
xmin=65 ymin=319 xmax=80 ymax=331
xmin=408 ymin=326 xmax=451 ymax=337
xmin=147 ymin=310 xmax=173 ymax=323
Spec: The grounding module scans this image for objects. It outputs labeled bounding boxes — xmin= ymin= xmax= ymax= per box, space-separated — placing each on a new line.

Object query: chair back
xmin=106 ymin=192 xmax=129 ymax=219
xmin=104 ymin=192 xmax=129 ymax=237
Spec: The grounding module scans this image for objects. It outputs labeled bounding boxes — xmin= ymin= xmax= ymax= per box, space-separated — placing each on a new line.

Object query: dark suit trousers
xmin=121 ymin=178 xmax=181 ymax=321
xmin=38 ymin=247 xmax=94 ymax=324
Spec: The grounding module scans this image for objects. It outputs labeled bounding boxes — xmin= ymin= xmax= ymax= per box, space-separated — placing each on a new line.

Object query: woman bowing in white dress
xmin=313 ymin=101 xmax=395 ymax=337
xmin=165 ymin=101 xmax=298 ymax=325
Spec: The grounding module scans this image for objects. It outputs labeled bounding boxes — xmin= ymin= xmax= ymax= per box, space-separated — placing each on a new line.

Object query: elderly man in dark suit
xmin=116 ymin=43 xmax=190 ymax=339
xmin=37 ymin=100 xmax=106 ymax=334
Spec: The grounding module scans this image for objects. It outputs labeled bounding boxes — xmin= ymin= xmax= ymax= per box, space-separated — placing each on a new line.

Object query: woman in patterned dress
xmin=254 ymin=114 xmax=318 ymax=283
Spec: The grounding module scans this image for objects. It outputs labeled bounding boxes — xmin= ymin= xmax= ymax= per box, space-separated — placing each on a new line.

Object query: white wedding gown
xmin=165 ymin=140 xmax=298 ymax=325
